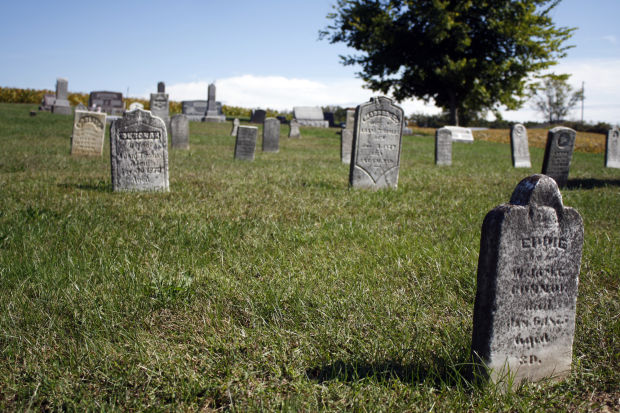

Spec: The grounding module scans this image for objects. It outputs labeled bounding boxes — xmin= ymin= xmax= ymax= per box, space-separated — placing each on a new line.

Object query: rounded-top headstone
xmin=157 ymin=81 xmax=165 ymax=93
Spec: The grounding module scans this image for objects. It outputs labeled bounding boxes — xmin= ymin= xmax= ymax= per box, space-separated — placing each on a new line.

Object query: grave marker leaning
xmin=541 ymin=127 xmax=576 ymax=188
xmin=71 ymin=110 xmax=107 ymax=156
xmin=511 ymin=124 xmax=532 ymax=168
xmin=604 ymin=126 xmax=620 ymax=168
xmin=234 ymin=126 xmax=258 ymax=160
xmin=262 ymin=118 xmax=280 ymax=152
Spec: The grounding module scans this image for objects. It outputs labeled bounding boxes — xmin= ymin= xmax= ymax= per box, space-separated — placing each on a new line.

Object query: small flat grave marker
xmin=472 ymin=174 xmax=583 ymax=387
xmin=605 ymin=126 xmax=620 ymax=168
xmin=511 ymin=124 xmax=532 ymax=168
xmin=71 ymin=110 xmax=107 ymax=156
xmin=234 ymin=126 xmax=258 ymax=160
xmin=170 ymin=114 xmax=189 ymax=149
xmin=110 ymin=109 xmax=169 ymax=192
xmin=435 ymin=127 xmax=452 ymax=166
xmin=445 ymin=126 xmax=474 ymax=142
xmin=262 ymin=118 xmax=280 ymax=152
xmin=541 ymin=127 xmax=576 ymax=188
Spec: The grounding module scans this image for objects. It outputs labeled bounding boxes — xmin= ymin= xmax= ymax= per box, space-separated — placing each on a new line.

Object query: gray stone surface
xmin=170 ymin=114 xmax=189 ymax=149
xmin=288 ymin=119 xmax=300 ymax=138
xmin=511 ymin=124 xmax=532 ymax=168
xmin=39 ymin=94 xmax=55 ymax=111
xmin=150 ymin=83 xmax=169 ymax=123
xmin=262 ymin=118 xmax=280 ymax=152
xmin=541 ymin=127 xmax=576 ymax=188
xmin=604 ymin=126 xmax=620 ymax=168
xmin=231 ymin=118 xmax=240 ymax=136
xmin=110 ymin=109 xmax=169 ymax=192
xmin=128 ymin=102 xmax=144 ymax=111
xmin=52 ymin=78 xmax=71 ymax=115
xmin=324 ymin=111 xmax=335 ymax=127
xmin=444 ymin=126 xmax=474 ymax=142
xmin=75 ymin=102 xmax=87 ymax=111
xmin=472 ymin=174 xmax=583 ymax=387
xmin=349 ymin=96 xmax=403 ymax=189
xmin=157 ymin=81 xmax=165 ymax=93
xmin=234 ymin=125 xmax=258 ymax=160
xmin=89 ymin=91 xmax=124 ymax=115
xmin=435 ymin=127 xmax=452 ymax=166
xmin=403 ymin=127 xmax=413 ymax=136
xmin=202 ymin=83 xmax=226 ymax=122
xmin=341 ymin=108 xmax=356 ymax=164
xmin=250 ymin=109 xmax=266 ymax=124
xmin=182 ymin=100 xmax=207 ymax=121
xmin=293 ymin=106 xmax=329 ymax=128
xmin=71 ymin=110 xmax=106 ymax=156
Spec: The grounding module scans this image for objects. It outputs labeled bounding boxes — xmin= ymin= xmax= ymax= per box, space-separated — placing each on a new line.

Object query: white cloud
xmin=602 ymin=35 xmax=617 ymax=44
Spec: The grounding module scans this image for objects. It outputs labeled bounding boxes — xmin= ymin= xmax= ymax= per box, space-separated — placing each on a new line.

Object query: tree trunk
xmin=449 ymin=94 xmax=459 ymax=126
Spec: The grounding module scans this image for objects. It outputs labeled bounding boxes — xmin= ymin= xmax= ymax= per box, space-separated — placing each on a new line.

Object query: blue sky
xmin=1 ymin=0 xmax=619 ymax=123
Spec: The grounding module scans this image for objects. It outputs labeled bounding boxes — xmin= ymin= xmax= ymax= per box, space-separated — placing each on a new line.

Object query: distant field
xmin=0 ymin=103 xmax=618 ymax=411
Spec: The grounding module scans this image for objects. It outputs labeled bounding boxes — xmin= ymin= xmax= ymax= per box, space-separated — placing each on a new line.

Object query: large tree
xmin=320 ymin=0 xmax=575 ymax=125
xmin=529 ymin=73 xmax=583 ymax=123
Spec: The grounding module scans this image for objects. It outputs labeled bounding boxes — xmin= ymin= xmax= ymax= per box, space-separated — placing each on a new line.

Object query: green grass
xmin=0 ymin=102 xmax=618 ymax=411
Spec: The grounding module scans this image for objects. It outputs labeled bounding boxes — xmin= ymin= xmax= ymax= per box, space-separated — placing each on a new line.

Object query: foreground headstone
xmin=250 ymin=109 xmax=266 ymax=124
xmin=110 ymin=109 xmax=169 ymax=192
xmin=71 ymin=110 xmax=106 ymax=156
xmin=604 ymin=126 xmax=620 ymax=168
xmin=541 ymin=127 xmax=576 ymax=188
xmin=202 ymin=83 xmax=226 ymax=122
xmin=341 ymin=108 xmax=355 ymax=164
xmin=435 ymin=127 xmax=452 ymax=166
xmin=52 ymin=78 xmax=72 ymax=115
xmin=262 ymin=118 xmax=280 ymax=152
xmin=472 ymin=174 xmax=583 ymax=387
xmin=230 ymin=118 xmax=240 ymax=136
xmin=170 ymin=114 xmax=189 ymax=149
xmin=293 ymin=106 xmax=328 ymax=127
xmin=349 ymin=97 xmax=403 ymax=189
xmin=89 ymin=91 xmax=124 ymax=115
xmin=445 ymin=126 xmax=474 ymax=142
xmin=510 ymin=124 xmax=532 ymax=168
xmin=289 ymin=119 xmax=300 ymax=138
xmin=234 ymin=126 xmax=258 ymax=160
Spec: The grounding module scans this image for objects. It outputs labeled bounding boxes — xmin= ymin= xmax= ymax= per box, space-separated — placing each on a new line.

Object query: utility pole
xmin=580 ymin=81 xmax=585 ymax=123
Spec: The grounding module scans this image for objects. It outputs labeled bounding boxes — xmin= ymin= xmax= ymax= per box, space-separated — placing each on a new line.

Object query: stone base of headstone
xmin=52 ymin=100 xmax=72 ymax=115
xmin=202 ymin=114 xmax=226 ymax=123
xmin=445 ymin=126 xmax=474 ymax=142
xmin=297 ymin=119 xmax=329 ymax=128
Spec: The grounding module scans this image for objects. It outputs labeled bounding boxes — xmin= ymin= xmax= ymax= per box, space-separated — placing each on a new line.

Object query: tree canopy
xmin=320 ymin=0 xmax=575 ymax=125
xmin=529 ymin=73 xmax=583 ymax=123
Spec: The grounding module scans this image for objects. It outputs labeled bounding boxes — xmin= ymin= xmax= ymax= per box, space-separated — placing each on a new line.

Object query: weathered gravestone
xmin=541 ymin=127 xmax=576 ymax=188
xmin=39 ymin=93 xmax=55 ymax=111
xmin=182 ymin=100 xmax=207 ymax=121
xmin=341 ymin=108 xmax=355 ymax=164
xmin=110 ymin=109 xmax=169 ymax=192
xmin=435 ymin=127 xmax=452 ymax=166
xmin=170 ymin=114 xmax=189 ymax=149
xmin=157 ymin=81 xmax=165 ymax=93
xmin=349 ymin=97 xmax=403 ymax=189
xmin=262 ymin=118 xmax=280 ymax=152
xmin=52 ymin=78 xmax=72 ymax=115
xmin=128 ymin=102 xmax=144 ymax=111
xmin=89 ymin=91 xmax=124 ymax=115
xmin=234 ymin=125 xmax=258 ymax=160
xmin=150 ymin=82 xmax=169 ymax=124
xmin=444 ymin=126 xmax=474 ymax=142
xmin=230 ymin=118 xmax=240 ymax=136
xmin=289 ymin=119 xmax=300 ymax=138
xmin=511 ymin=124 xmax=532 ymax=168
xmin=472 ymin=174 xmax=583 ymax=387
xmin=604 ymin=126 xmax=620 ymax=168
xmin=71 ymin=110 xmax=107 ymax=156
xmin=250 ymin=109 xmax=266 ymax=124
xmin=202 ymin=83 xmax=226 ymax=122
xmin=293 ymin=106 xmax=328 ymax=127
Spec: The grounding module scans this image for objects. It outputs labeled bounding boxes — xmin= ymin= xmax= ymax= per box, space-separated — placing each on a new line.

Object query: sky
xmin=1 ymin=0 xmax=619 ymax=124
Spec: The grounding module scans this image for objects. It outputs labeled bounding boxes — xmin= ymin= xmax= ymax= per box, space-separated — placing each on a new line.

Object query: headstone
xmin=250 ymin=109 xmax=266 ymax=124
xmin=324 ymin=111 xmax=335 ymax=127
xmin=349 ymin=96 xmax=404 ymax=189
xmin=230 ymin=118 xmax=240 ymax=136
xmin=110 ymin=109 xmax=169 ymax=192
xmin=293 ymin=106 xmax=329 ymax=127
xmin=604 ymin=126 xmax=620 ymax=168
xmin=170 ymin=114 xmax=189 ymax=149
xmin=202 ymin=83 xmax=226 ymax=122
xmin=128 ymin=102 xmax=144 ymax=111
xmin=472 ymin=174 xmax=583 ymax=387
xmin=435 ymin=127 xmax=452 ymax=166
xmin=75 ymin=102 xmax=87 ymax=111
xmin=289 ymin=119 xmax=300 ymax=138
xmin=276 ymin=115 xmax=287 ymax=124
xmin=403 ymin=127 xmax=413 ymax=136
xmin=157 ymin=81 xmax=165 ymax=93
xmin=234 ymin=126 xmax=258 ymax=160
xmin=541 ymin=127 xmax=576 ymax=188
xmin=182 ymin=100 xmax=207 ymax=121
xmin=150 ymin=82 xmax=169 ymax=125
xmin=39 ymin=94 xmax=55 ymax=111
xmin=262 ymin=118 xmax=280 ymax=152
xmin=511 ymin=124 xmax=532 ymax=168
xmin=89 ymin=91 xmax=124 ymax=115
xmin=444 ymin=126 xmax=474 ymax=142
xmin=341 ymin=108 xmax=355 ymax=164
xmin=52 ymin=78 xmax=72 ymax=115
xmin=71 ymin=110 xmax=107 ymax=156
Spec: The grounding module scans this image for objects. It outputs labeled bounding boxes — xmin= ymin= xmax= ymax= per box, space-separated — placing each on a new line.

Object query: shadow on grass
xmin=566 ymin=178 xmax=620 ymax=189
xmin=57 ymin=181 xmax=111 ymax=192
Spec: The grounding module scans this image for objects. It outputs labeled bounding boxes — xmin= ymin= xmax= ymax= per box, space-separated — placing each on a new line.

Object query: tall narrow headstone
xmin=541 ymin=127 xmax=576 ymax=188
xmin=341 ymin=108 xmax=355 ymax=164
xmin=230 ymin=118 xmax=240 ymax=136
xmin=262 ymin=118 xmax=280 ymax=152
xmin=604 ymin=126 xmax=620 ymax=168
xmin=472 ymin=174 xmax=583 ymax=387
xmin=71 ymin=110 xmax=107 ymax=156
xmin=234 ymin=126 xmax=258 ymax=160
xmin=510 ymin=124 xmax=532 ymax=168
xmin=435 ymin=127 xmax=452 ymax=166
xmin=349 ymin=96 xmax=404 ymax=189
xmin=202 ymin=83 xmax=226 ymax=122
xmin=170 ymin=114 xmax=189 ymax=149
xmin=110 ymin=109 xmax=169 ymax=192
xmin=150 ymin=82 xmax=169 ymax=126
xmin=157 ymin=81 xmax=165 ymax=93
xmin=289 ymin=119 xmax=300 ymax=138
xmin=52 ymin=78 xmax=72 ymax=115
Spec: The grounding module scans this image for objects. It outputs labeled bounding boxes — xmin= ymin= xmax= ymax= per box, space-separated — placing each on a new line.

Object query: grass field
xmin=0 ymin=102 xmax=618 ymax=411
